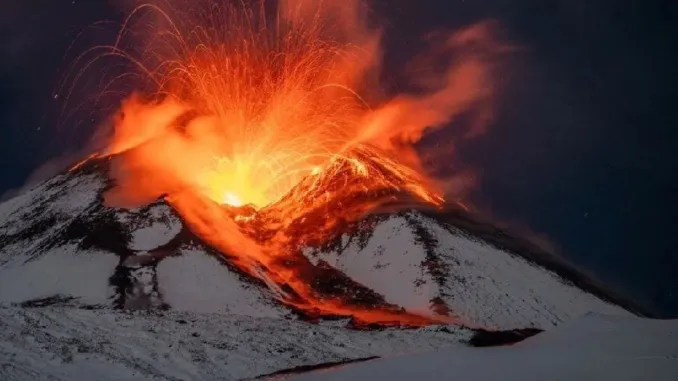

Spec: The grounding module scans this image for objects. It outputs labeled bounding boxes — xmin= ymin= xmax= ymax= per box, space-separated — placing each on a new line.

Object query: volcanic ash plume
xmin=66 ymin=0 xmax=505 ymax=326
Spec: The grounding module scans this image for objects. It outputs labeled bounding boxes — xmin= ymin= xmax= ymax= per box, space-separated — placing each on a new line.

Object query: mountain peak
xmin=0 ymin=159 xmax=639 ymax=330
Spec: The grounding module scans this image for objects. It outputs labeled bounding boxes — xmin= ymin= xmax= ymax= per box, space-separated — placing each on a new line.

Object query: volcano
xmin=0 ymin=156 xmax=643 ymax=329
xmin=0 ymin=1 xmax=667 ymax=379
xmin=0 ymin=155 xmax=655 ymax=380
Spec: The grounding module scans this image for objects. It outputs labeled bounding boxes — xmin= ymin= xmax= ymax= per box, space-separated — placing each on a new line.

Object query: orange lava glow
xmin=68 ymin=0 xmax=502 ymax=326
xmin=69 ymin=153 xmax=101 ymax=173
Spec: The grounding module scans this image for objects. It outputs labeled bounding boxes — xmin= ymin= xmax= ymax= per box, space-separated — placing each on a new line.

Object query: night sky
xmin=1 ymin=0 xmax=676 ymax=316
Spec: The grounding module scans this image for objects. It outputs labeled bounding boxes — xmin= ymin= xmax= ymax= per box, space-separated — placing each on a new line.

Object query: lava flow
xmin=66 ymin=0 xmax=502 ymax=326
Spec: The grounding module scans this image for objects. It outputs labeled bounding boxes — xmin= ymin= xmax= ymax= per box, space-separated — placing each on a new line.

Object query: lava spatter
xmin=64 ymin=0 xmax=503 ymax=326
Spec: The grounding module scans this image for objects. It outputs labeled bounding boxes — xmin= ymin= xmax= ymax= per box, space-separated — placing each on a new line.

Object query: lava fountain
xmin=64 ymin=0 xmax=503 ymax=326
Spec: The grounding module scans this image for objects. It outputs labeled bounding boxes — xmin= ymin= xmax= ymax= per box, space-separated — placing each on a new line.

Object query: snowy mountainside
xmin=289 ymin=314 xmax=678 ymax=381
xmin=0 ymin=172 xmax=103 ymax=267
xmin=0 ymin=163 xmax=286 ymax=316
xmin=0 ymin=158 xmax=662 ymax=381
xmin=305 ymin=213 xmax=629 ymax=329
xmin=0 ymin=160 xmax=636 ymax=328
xmin=0 ymin=305 xmax=471 ymax=381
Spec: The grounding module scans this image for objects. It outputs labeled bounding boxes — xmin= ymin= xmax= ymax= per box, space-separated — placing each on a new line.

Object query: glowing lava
xmin=66 ymin=0 xmax=502 ymax=326
xmin=222 ymin=192 xmax=244 ymax=207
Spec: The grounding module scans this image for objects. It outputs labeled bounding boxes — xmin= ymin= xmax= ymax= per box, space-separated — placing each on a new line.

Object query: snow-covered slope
xmin=156 ymin=248 xmax=286 ymax=317
xmin=305 ymin=213 xmax=628 ymax=329
xmin=0 ymin=164 xmax=287 ymax=316
xmin=0 ymin=305 xmax=470 ymax=381
xmin=0 ymin=160 xmax=663 ymax=381
xmin=290 ymin=314 xmax=678 ymax=381
xmin=0 ymin=172 xmax=115 ymax=304
xmin=0 ymin=161 xmax=639 ymax=328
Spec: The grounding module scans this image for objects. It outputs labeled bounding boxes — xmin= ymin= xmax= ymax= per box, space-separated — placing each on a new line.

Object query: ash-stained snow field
xmin=289 ymin=314 xmax=678 ymax=381
xmin=0 ymin=305 xmax=471 ymax=380
xmin=0 ymin=162 xmax=673 ymax=380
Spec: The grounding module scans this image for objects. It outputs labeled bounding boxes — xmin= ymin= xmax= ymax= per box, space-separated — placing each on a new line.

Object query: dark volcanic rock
xmin=468 ymin=327 xmax=543 ymax=347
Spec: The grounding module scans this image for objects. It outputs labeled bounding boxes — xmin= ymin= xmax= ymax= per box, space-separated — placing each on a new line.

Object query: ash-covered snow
xmin=0 ymin=305 xmax=471 ymax=381
xmin=419 ymin=214 xmax=628 ymax=328
xmin=0 ymin=167 xmax=635 ymax=328
xmin=306 ymin=212 xmax=629 ymax=329
xmin=118 ymin=203 xmax=183 ymax=251
xmin=157 ymin=248 xmax=287 ymax=317
xmin=0 ymin=173 xmax=102 ymax=237
xmin=0 ymin=173 xmax=105 ymax=266
xmin=0 ymin=165 xmax=666 ymax=381
xmin=0 ymin=172 xmax=120 ymax=305
xmin=0 ymin=167 xmax=658 ymax=381
xmin=0 ymin=169 xmax=286 ymax=317
xmin=305 ymin=216 xmax=438 ymax=314
xmin=0 ymin=245 xmax=117 ymax=305
xmin=289 ymin=314 xmax=678 ymax=381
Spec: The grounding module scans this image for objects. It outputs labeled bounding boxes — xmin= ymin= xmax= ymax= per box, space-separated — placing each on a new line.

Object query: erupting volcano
xmin=58 ymin=0 xmax=503 ymax=326
xmin=0 ymin=1 xmax=665 ymax=379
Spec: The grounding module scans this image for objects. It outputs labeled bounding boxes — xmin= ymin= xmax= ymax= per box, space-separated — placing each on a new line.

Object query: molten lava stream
xmin=165 ymin=187 xmax=449 ymax=328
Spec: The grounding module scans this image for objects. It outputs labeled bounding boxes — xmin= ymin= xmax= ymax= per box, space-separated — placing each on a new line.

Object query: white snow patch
xmin=0 ymin=175 xmax=67 ymax=223
xmin=157 ymin=249 xmax=285 ymax=317
xmin=128 ymin=219 xmax=182 ymax=251
xmin=0 ymin=306 xmax=471 ymax=381
xmin=290 ymin=314 xmax=678 ymax=381
xmin=313 ymin=216 xmax=436 ymax=313
xmin=0 ymin=245 xmax=117 ymax=305
xmin=119 ymin=203 xmax=183 ymax=251
xmin=47 ymin=174 xmax=102 ymax=215
xmin=0 ymin=174 xmax=103 ymax=237
xmin=308 ymin=213 xmax=630 ymax=330
xmin=417 ymin=214 xmax=630 ymax=329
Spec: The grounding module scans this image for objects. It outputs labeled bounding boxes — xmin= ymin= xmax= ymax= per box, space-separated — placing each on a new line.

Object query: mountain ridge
xmin=0 ymin=155 xmax=642 ymax=329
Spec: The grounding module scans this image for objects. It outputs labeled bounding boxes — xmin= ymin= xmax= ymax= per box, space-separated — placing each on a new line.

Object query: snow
xmin=308 ymin=212 xmax=629 ymax=329
xmin=0 ymin=305 xmax=470 ymax=381
xmin=46 ymin=175 xmax=103 ymax=217
xmin=0 ymin=173 xmax=106 ymax=271
xmin=0 ymin=175 xmax=68 ymax=228
xmin=1 ymin=307 xmax=674 ymax=381
xmin=157 ymin=249 xmax=286 ymax=317
xmin=1 ymin=171 xmax=662 ymax=381
xmin=0 ymin=245 xmax=117 ymax=305
xmin=123 ymin=204 xmax=183 ymax=251
xmin=0 ymin=174 xmax=103 ymax=237
xmin=290 ymin=314 xmax=678 ymax=381
xmin=128 ymin=220 xmax=182 ymax=251
xmin=0 ymin=170 xmax=289 ymax=315
xmin=308 ymin=216 xmax=438 ymax=313
xmin=0 ymin=169 xmax=634 ymax=330
xmin=418 ymin=214 xmax=629 ymax=328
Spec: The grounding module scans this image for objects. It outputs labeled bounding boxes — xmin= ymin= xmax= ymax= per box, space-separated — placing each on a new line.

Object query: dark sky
xmin=1 ymin=0 xmax=676 ymax=316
